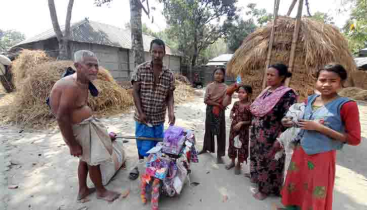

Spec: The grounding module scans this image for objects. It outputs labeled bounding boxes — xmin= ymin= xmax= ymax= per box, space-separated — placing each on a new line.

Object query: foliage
xmin=310 ymin=12 xmax=334 ymax=24
xmin=0 ymin=29 xmax=25 ymax=53
xmin=342 ymin=0 xmax=367 ymax=54
xmin=158 ymin=0 xmax=238 ymax=67
xmin=224 ymin=3 xmax=271 ymax=52
xmin=245 ymin=3 xmax=273 ymax=27
xmin=225 ymin=19 xmax=257 ymax=53
xmin=198 ymin=38 xmax=229 ymax=65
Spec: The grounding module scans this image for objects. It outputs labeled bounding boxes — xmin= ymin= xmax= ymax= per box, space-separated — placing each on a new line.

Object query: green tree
xmin=224 ymin=3 xmax=271 ymax=52
xmin=342 ymin=0 xmax=367 ymax=54
xmin=0 ymin=29 xmax=26 ymax=53
xmin=48 ymin=0 xmax=75 ymax=60
xmin=225 ymin=19 xmax=257 ymax=53
xmin=245 ymin=3 xmax=273 ymax=27
xmin=199 ymin=38 xmax=229 ymax=65
xmin=310 ymin=12 xmax=334 ymax=24
xmin=158 ymin=0 xmax=238 ymax=71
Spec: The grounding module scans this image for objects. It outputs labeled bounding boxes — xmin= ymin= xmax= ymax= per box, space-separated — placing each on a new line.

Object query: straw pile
xmin=351 ymin=71 xmax=367 ymax=90
xmin=339 ymin=87 xmax=367 ymax=101
xmin=175 ymin=80 xmax=195 ymax=103
xmin=227 ymin=16 xmax=357 ymax=99
xmin=116 ymin=72 xmax=194 ymax=102
xmin=12 ymin=49 xmax=53 ymax=88
xmin=174 ymin=73 xmax=191 ymax=85
xmin=0 ymin=51 xmax=133 ymax=128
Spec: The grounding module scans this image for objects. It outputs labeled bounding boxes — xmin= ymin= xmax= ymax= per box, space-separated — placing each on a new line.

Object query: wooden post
xmin=287 ymin=0 xmax=298 ymax=16
xmin=262 ymin=0 xmax=281 ymax=89
xmin=285 ymin=0 xmax=303 ymax=87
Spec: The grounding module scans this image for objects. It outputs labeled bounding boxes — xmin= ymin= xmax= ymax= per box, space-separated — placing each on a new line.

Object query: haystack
xmin=118 ymin=74 xmax=195 ymax=103
xmin=174 ymin=73 xmax=191 ymax=85
xmin=351 ymin=71 xmax=367 ymax=90
xmin=339 ymin=87 xmax=367 ymax=102
xmin=174 ymin=80 xmax=195 ymax=103
xmin=12 ymin=49 xmax=53 ymax=88
xmin=227 ymin=16 xmax=357 ymax=99
xmin=0 ymin=51 xmax=133 ymax=128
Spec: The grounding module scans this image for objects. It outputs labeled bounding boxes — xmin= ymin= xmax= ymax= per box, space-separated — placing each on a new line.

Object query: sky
xmin=0 ymin=0 xmax=351 ymax=39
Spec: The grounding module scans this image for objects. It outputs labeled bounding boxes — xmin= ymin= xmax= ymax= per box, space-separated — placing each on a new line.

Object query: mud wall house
xmin=9 ymin=19 xmax=182 ymax=82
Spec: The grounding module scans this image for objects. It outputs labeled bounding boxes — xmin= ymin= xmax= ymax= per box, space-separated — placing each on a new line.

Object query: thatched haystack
xmin=351 ymin=71 xmax=367 ymax=90
xmin=227 ymin=16 xmax=357 ymax=99
xmin=339 ymin=87 xmax=367 ymax=102
xmin=12 ymin=49 xmax=54 ymax=88
xmin=0 ymin=51 xmax=133 ymax=128
xmin=174 ymin=73 xmax=191 ymax=85
xmin=174 ymin=80 xmax=195 ymax=103
xmin=117 ymin=74 xmax=195 ymax=103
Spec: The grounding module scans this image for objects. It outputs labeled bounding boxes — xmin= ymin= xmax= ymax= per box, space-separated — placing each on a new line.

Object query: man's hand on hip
xmin=139 ymin=113 xmax=148 ymax=124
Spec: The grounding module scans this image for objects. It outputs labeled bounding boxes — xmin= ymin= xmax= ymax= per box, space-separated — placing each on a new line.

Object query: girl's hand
xmin=233 ymin=122 xmax=243 ymax=131
xmin=298 ymin=119 xmax=322 ymax=131
xmin=230 ymin=113 xmax=234 ymax=120
xmin=266 ymin=141 xmax=282 ymax=159
xmin=281 ymin=117 xmax=293 ymax=128
xmin=215 ymin=103 xmax=223 ymax=109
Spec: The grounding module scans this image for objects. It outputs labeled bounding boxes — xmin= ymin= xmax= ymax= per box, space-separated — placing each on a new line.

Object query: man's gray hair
xmin=74 ymin=50 xmax=98 ymax=63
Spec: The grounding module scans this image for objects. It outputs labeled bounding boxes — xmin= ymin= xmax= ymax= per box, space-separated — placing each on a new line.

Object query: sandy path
xmin=1 ymin=91 xmax=367 ymax=210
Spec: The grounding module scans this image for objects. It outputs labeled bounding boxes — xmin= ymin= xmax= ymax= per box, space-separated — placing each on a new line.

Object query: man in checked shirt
xmin=129 ymin=39 xmax=176 ymax=180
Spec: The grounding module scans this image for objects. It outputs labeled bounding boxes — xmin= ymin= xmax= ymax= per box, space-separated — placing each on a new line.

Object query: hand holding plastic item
xmin=226 ymin=83 xmax=240 ymax=96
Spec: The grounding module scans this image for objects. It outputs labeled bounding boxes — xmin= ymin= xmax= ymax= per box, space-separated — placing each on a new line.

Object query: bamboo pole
xmin=287 ymin=0 xmax=298 ymax=16
xmin=262 ymin=0 xmax=281 ymax=89
xmin=285 ymin=0 xmax=304 ymax=87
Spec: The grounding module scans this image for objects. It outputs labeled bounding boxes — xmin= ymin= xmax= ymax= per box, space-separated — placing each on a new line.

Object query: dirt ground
xmin=1 ymin=90 xmax=367 ymax=210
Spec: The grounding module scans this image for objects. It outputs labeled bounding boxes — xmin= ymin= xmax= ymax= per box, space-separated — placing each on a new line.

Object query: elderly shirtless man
xmin=50 ymin=50 xmax=120 ymax=202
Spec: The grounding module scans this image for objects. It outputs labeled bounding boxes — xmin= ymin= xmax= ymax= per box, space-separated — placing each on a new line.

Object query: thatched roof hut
xmin=227 ymin=16 xmax=357 ymax=99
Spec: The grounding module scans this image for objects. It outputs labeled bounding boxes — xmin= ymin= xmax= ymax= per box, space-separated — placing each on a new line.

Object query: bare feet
xmin=77 ymin=187 xmax=96 ymax=201
xmin=234 ymin=164 xmax=241 ymax=175
xmin=244 ymin=173 xmax=257 ymax=183
xmin=217 ymin=157 xmax=224 ymax=164
xmin=253 ymin=191 xmax=268 ymax=200
xmin=198 ymin=150 xmax=207 ymax=155
xmin=225 ymin=162 xmax=235 ymax=170
xmin=97 ymin=189 xmax=121 ymax=202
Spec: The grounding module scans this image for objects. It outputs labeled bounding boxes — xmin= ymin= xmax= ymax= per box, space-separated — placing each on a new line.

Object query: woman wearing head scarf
xmin=248 ymin=63 xmax=297 ymax=200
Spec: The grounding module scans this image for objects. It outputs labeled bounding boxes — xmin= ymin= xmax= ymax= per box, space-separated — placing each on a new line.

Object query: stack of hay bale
xmin=339 ymin=87 xmax=367 ymax=101
xmin=227 ymin=16 xmax=357 ymax=100
xmin=0 ymin=50 xmax=133 ymax=128
xmin=117 ymin=71 xmax=195 ymax=104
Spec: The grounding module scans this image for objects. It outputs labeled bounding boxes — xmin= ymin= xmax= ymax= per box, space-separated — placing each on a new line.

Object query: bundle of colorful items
xmin=140 ymin=126 xmax=199 ymax=210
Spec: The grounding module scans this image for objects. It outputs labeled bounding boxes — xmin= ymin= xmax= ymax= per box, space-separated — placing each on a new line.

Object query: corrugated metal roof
xmin=208 ymin=54 xmax=233 ymax=62
xmin=206 ymin=62 xmax=227 ymax=66
xmin=355 ymin=57 xmax=367 ymax=67
xmin=14 ymin=19 xmax=181 ymax=56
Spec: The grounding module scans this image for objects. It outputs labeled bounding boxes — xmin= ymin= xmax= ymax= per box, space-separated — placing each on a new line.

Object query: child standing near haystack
xmin=280 ymin=64 xmax=361 ymax=210
xmin=199 ymin=68 xmax=238 ymax=164
xmin=226 ymin=85 xmax=253 ymax=175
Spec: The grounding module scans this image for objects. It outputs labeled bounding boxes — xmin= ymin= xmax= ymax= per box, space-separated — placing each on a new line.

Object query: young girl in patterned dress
xmin=226 ymin=85 xmax=253 ymax=175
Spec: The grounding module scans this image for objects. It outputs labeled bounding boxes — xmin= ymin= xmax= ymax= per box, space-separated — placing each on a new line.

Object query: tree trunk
xmin=63 ymin=0 xmax=74 ymax=59
xmin=58 ymin=39 xmax=69 ymax=60
xmin=130 ymin=0 xmax=145 ymax=67
xmin=48 ymin=0 xmax=74 ymax=60
xmin=190 ymin=30 xmax=198 ymax=82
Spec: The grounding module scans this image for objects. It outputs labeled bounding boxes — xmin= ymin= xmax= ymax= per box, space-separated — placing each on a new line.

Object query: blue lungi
xmin=135 ymin=121 xmax=164 ymax=157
